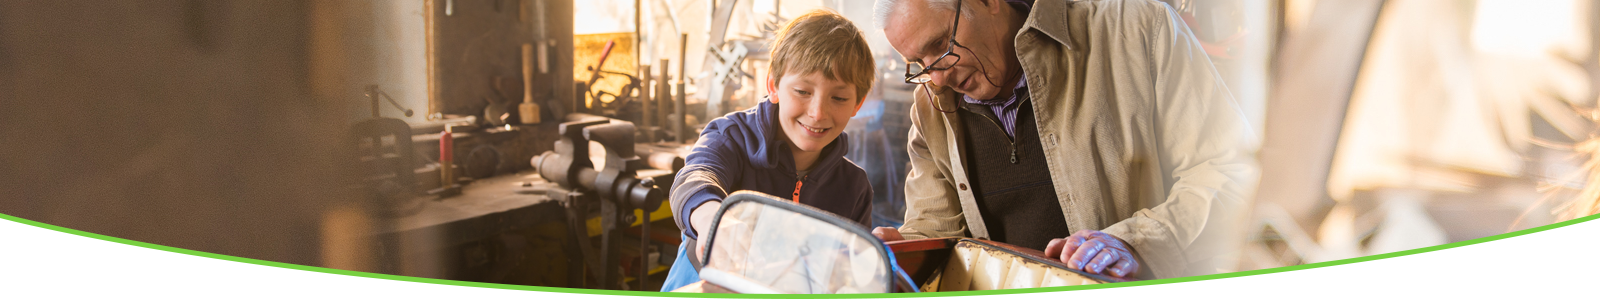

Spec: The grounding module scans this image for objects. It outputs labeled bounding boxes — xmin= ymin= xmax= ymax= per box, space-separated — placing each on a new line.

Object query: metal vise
xmin=531 ymin=115 xmax=670 ymax=290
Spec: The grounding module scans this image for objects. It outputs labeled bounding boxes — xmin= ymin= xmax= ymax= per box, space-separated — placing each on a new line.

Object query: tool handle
xmin=586 ymin=40 xmax=618 ymax=89
xmin=522 ymin=43 xmax=534 ymax=103
xmin=593 ymin=40 xmax=615 ymax=78
xmin=439 ymin=129 xmax=454 ymax=185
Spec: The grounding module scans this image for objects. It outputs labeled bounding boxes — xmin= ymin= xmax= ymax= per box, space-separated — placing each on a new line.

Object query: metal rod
xmin=600 ymin=201 xmax=619 ymax=290
xmin=676 ymin=33 xmax=688 ymax=143
xmin=639 ymin=205 xmax=650 ymax=291
xmin=370 ymin=85 xmax=381 ymax=118
xmin=366 ymin=85 xmax=414 ymax=118
xmin=636 ymin=0 xmax=644 ymax=136
xmin=658 ymin=58 xmax=671 ymax=138
xmin=641 ymin=64 xmax=654 ymax=142
xmin=636 ymin=0 xmax=643 ymax=76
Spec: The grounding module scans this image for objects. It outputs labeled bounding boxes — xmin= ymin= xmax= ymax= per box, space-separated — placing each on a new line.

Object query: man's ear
xmin=766 ymin=76 xmax=779 ymax=104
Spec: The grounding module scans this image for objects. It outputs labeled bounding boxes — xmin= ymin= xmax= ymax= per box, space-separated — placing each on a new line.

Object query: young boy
xmin=659 ymin=9 xmax=877 ymax=292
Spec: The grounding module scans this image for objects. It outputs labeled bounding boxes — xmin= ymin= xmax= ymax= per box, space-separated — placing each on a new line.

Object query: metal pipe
xmin=646 ymin=151 xmax=684 ymax=172
xmin=641 ymin=64 xmax=653 ymax=141
xmin=636 ymin=0 xmax=645 ymax=143
xmin=630 ymin=190 xmax=643 ymax=292
xmin=370 ymin=85 xmax=381 ymax=118
xmin=635 ymin=0 xmax=642 ymax=68
xmin=676 ymin=33 xmax=688 ymax=143
xmin=658 ymin=58 xmax=671 ymax=137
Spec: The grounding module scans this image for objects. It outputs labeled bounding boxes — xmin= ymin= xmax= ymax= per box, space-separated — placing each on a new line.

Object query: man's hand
xmin=872 ymin=227 xmax=904 ymax=242
xmin=688 ymin=201 xmax=723 ymax=260
xmin=1045 ymin=230 xmax=1139 ymax=279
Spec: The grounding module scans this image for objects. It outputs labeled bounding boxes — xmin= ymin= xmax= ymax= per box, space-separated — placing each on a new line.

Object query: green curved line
xmin=3 ymin=211 xmax=1596 ymax=298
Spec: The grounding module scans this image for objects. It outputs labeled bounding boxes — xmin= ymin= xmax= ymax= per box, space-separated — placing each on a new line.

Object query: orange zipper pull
xmin=792 ymin=175 xmax=806 ymax=203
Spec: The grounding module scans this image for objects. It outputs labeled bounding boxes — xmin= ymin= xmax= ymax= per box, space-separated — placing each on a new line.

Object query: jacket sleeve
xmin=1099 ymin=1 xmax=1260 ymax=279
xmin=670 ymin=125 xmax=748 ymax=240
xmin=896 ymin=86 xmax=974 ymax=240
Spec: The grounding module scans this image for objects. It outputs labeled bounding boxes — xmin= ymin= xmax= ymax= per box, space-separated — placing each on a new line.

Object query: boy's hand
xmin=872 ymin=227 xmax=904 ymax=242
xmin=688 ymin=201 xmax=723 ymax=259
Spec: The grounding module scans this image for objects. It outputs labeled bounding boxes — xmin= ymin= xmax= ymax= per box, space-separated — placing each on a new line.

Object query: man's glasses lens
xmin=902 ymin=0 xmax=963 ymax=85
xmin=904 ymin=54 xmax=957 ymax=84
xmin=906 ymin=63 xmax=931 ymax=83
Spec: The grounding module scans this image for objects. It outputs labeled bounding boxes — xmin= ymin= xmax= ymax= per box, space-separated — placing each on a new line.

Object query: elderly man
xmin=871 ymin=0 xmax=1258 ymax=280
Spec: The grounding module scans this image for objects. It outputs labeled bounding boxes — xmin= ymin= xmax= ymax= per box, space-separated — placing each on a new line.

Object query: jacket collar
xmin=1019 ymin=0 xmax=1076 ymax=51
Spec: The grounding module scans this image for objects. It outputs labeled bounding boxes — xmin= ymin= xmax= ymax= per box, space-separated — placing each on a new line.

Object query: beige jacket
xmin=897 ymin=0 xmax=1259 ymax=279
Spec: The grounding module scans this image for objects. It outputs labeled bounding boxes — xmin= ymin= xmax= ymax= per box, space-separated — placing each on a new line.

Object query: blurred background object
xmin=0 ymin=0 xmax=366 ymax=270
xmin=1240 ymin=0 xmax=1600 ymax=271
xmin=4 ymin=0 xmax=1599 ymax=292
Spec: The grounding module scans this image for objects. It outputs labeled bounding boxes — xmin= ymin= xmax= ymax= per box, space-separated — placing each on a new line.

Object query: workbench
xmin=375 ymin=168 xmax=679 ymax=289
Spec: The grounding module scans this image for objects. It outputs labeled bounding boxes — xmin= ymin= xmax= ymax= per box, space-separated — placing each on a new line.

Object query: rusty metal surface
xmin=375 ymin=169 xmax=577 ymax=286
xmin=384 ymin=170 xmax=559 ymax=240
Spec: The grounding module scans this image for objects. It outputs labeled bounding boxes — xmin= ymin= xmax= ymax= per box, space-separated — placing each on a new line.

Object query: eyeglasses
xmin=904 ymin=0 xmax=966 ymax=113
xmin=904 ymin=1 xmax=965 ymax=85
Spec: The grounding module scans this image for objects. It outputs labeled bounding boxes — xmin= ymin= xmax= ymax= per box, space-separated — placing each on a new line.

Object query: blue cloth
xmin=660 ymin=234 xmax=700 ymax=292
xmin=671 ymin=99 xmax=875 ymax=240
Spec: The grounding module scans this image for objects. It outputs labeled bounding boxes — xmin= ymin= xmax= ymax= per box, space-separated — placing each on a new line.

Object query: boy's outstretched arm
xmin=669 ymin=126 xmax=749 ymax=240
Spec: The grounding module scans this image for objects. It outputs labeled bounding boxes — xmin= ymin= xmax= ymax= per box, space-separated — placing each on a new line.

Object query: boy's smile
xmin=797 ymin=120 xmax=830 ymax=136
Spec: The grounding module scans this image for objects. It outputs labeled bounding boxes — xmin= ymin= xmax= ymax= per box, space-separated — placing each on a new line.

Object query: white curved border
xmin=0 ymin=215 xmax=1594 ymax=299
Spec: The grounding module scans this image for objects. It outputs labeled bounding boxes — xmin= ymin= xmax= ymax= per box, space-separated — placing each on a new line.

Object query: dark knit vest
xmin=959 ymin=98 xmax=1071 ymax=250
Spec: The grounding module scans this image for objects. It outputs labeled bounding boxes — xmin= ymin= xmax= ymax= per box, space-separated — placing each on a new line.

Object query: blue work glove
xmin=1044 ymin=230 xmax=1139 ymax=279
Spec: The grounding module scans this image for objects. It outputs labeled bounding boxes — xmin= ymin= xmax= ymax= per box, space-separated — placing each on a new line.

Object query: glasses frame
xmin=903 ymin=0 xmax=965 ymax=85
xmin=903 ymin=0 xmax=966 ymax=114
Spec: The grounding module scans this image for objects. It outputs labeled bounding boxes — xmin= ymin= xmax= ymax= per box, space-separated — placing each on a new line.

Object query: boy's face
xmin=768 ymin=71 xmax=865 ymax=155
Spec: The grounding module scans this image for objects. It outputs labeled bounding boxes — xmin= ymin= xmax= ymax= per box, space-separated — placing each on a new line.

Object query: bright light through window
xmin=1470 ymin=0 xmax=1582 ymax=58
xmin=574 ymin=0 xmax=634 ymax=35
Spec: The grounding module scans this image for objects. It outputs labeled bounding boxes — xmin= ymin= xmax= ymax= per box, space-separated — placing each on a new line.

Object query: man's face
xmin=768 ymin=71 xmax=864 ymax=155
xmin=885 ymin=0 xmax=1011 ymax=100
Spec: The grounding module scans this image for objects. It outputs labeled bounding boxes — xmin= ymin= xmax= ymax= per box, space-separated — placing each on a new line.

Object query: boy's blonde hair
xmin=768 ymin=9 xmax=876 ymax=102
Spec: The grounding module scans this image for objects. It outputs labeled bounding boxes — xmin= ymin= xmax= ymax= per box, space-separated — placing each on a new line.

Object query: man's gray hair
xmin=872 ymin=0 xmax=972 ymax=30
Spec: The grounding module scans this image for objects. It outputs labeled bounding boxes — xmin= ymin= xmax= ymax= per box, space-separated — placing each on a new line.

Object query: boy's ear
xmin=765 ymin=76 xmax=779 ymax=104
xmin=852 ymin=90 xmax=868 ymax=114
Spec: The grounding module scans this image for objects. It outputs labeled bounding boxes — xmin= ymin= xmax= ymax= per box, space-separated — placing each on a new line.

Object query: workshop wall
xmin=309 ymin=0 xmax=430 ymax=125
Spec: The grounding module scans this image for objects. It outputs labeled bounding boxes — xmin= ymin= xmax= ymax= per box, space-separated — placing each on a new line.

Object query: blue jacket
xmin=669 ymin=99 xmax=873 ymax=240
